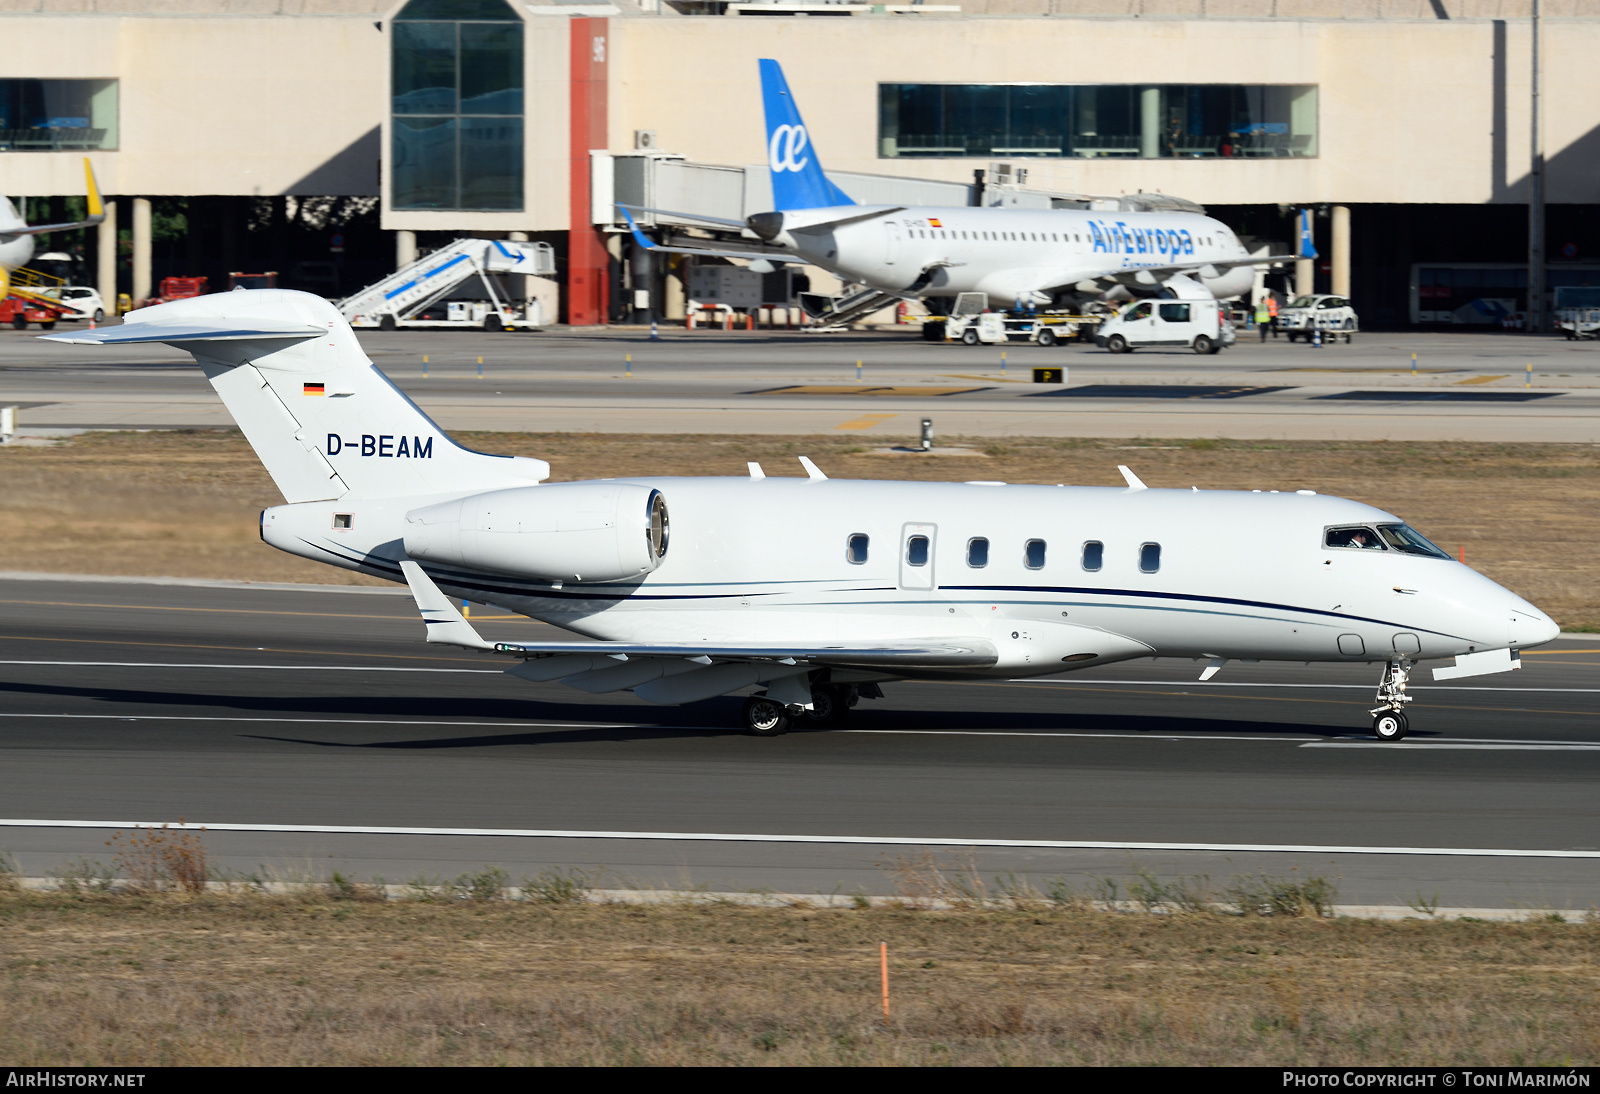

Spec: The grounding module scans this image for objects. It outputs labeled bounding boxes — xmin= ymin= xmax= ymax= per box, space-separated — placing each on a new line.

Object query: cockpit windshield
xmin=1376 ymin=524 xmax=1450 ymax=558
xmin=1325 ymin=524 xmax=1450 ymax=558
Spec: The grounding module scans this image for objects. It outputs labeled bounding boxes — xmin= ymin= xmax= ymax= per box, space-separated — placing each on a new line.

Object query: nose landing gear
xmin=1370 ymin=660 xmax=1413 ymax=741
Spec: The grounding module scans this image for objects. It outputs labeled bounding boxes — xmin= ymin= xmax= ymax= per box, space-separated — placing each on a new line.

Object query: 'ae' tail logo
xmin=769 ymin=124 xmax=810 ymax=174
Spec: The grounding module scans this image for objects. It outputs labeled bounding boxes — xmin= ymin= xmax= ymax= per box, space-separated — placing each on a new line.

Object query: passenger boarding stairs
xmin=338 ymin=238 xmax=555 ymax=330
xmin=798 ymin=285 xmax=902 ymax=331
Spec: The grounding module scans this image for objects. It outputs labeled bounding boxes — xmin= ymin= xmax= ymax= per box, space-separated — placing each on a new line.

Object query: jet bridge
xmin=338 ymin=238 xmax=555 ymax=331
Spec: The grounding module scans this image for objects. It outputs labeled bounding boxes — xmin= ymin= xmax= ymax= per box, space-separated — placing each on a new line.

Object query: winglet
xmin=1117 ymin=465 xmax=1147 ymax=490
xmin=618 ymin=206 xmax=659 ymax=252
xmin=399 ymin=560 xmax=493 ymax=651
xmin=84 ymin=158 xmax=103 ymax=219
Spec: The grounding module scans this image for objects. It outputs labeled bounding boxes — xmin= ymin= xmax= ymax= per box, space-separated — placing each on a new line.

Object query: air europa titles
xmin=326 ymin=434 xmax=433 ymax=458
xmin=1088 ymin=220 xmax=1195 ymax=257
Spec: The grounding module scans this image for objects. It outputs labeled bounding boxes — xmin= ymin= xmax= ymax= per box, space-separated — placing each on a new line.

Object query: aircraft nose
xmin=1511 ymin=608 xmax=1560 ymax=649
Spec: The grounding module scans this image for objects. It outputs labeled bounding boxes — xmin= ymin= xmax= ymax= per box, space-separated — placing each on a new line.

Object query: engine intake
xmin=404 ymin=483 xmax=668 ymax=584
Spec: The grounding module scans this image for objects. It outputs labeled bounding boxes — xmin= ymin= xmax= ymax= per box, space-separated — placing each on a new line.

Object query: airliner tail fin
xmin=758 ymin=59 xmax=855 ymax=211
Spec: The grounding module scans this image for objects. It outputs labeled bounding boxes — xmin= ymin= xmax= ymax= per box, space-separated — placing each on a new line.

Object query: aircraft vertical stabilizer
xmin=759 ymin=59 xmax=855 ymax=211
xmin=41 ymin=290 xmax=549 ymax=502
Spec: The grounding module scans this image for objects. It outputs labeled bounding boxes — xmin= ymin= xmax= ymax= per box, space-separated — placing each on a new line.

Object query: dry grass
xmin=2 ymin=429 xmax=1597 ymax=626
xmin=2 ymin=888 xmax=1598 ymax=1066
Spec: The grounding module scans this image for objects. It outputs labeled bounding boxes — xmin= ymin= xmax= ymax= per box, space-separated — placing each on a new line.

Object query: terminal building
xmin=2 ymin=0 xmax=1597 ymax=327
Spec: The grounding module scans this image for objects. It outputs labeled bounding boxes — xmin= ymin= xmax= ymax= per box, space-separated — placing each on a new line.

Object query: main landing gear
xmin=1370 ymin=660 xmax=1413 ymax=741
xmin=740 ymin=683 xmax=870 ymax=736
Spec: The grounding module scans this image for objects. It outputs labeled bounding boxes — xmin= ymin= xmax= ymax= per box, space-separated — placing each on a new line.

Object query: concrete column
xmin=663 ymin=256 xmax=685 ymax=321
xmin=1295 ymin=257 xmax=1314 ymax=298
xmin=507 ymin=230 xmax=529 ymax=308
xmin=1139 ymin=87 xmax=1161 ymax=158
xmin=396 ymin=230 xmax=417 ymax=270
xmin=1331 ymin=205 xmax=1351 ymax=298
xmin=96 ymin=199 xmax=117 ymax=310
xmin=131 ymin=197 xmax=152 ymax=304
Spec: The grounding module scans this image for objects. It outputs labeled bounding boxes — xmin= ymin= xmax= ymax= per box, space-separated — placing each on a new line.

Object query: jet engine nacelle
xmin=404 ymin=483 xmax=669 ymax=584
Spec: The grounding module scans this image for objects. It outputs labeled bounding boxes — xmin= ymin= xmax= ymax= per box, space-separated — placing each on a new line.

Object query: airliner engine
xmin=404 ymin=482 xmax=668 ymax=583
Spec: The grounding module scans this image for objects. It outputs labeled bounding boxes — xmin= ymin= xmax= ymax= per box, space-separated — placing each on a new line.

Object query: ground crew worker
xmin=1256 ymin=298 xmax=1271 ymax=341
xmin=1266 ymin=293 xmax=1280 ymax=338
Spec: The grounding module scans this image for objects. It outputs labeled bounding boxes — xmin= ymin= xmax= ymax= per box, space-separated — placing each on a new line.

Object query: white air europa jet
xmin=623 ymin=61 xmax=1298 ymax=308
xmin=47 ymin=291 xmax=1558 ymax=739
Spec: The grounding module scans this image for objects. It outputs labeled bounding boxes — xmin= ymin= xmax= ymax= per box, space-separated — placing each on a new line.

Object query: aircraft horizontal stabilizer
xmin=619 ymin=206 xmax=790 ymax=264
xmin=42 ymin=320 xmax=328 ymax=346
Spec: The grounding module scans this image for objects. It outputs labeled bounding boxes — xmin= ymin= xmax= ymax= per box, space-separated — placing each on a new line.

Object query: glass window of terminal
xmin=879 ymin=84 xmax=1317 ymax=160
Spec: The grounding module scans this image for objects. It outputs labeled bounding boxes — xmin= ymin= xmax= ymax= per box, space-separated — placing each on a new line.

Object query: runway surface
xmin=6 ymin=324 xmax=1600 ymax=441
xmin=4 ymin=574 xmax=1599 ymax=908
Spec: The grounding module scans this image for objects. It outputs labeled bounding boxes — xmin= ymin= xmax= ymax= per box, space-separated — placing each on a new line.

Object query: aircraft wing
xmin=398 ymin=561 xmax=997 ymax=669
xmin=6 ymin=159 xmax=106 ymax=235
xmin=1025 ymin=253 xmax=1303 ymax=296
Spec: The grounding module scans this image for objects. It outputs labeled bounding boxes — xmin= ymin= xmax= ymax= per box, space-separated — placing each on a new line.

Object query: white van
xmin=1095 ymin=298 xmax=1235 ymax=355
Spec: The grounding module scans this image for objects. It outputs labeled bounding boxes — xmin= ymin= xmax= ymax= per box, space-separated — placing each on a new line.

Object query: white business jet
xmin=623 ymin=60 xmax=1298 ymax=310
xmin=46 ymin=290 xmax=1557 ymax=740
xmin=0 ymin=159 xmax=105 ymax=300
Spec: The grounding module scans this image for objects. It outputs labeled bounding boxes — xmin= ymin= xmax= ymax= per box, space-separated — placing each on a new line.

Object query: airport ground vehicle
xmin=39 ymin=285 xmax=106 ymax=322
xmin=139 ymin=276 xmax=209 ymax=309
xmin=1554 ymin=286 xmax=1600 ymax=339
xmin=0 ymin=293 xmax=71 ymax=330
xmin=928 ymin=293 xmax=1099 ymax=346
xmin=1278 ymin=294 xmax=1358 ymax=343
xmin=1095 ymin=298 xmax=1234 ymax=354
xmin=339 ymin=238 xmax=555 ymax=331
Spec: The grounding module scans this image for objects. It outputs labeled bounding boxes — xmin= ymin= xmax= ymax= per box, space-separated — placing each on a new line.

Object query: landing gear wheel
xmin=960 ymin=328 xmax=980 ymax=346
xmin=742 ymin=695 xmax=791 ymax=737
xmin=1373 ymin=711 xmax=1408 ymax=742
xmin=379 ymin=314 xmax=397 ymax=332
xmin=1192 ymin=334 xmax=1213 ymax=355
xmin=1036 ymin=327 xmax=1058 ymax=347
xmin=1106 ymin=334 xmax=1129 ymax=355
xmin=803 ymin=685 xmax=847 ymax=726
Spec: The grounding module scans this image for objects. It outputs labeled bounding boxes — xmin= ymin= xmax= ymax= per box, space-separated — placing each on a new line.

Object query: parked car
xmin=38 ymin=285 xmax=106 ymax=323
xmin=1278 ymin=294 xmax=1358 ymax=342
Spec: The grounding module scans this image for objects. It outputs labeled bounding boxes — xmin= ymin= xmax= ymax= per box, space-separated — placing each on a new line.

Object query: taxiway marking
xmin=0 ymin=818 xmax=1595 ymax=859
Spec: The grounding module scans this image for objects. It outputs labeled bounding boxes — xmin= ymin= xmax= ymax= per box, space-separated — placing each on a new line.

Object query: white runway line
xmin=1026 ymin=679 xmax=1600 ymax=694
xmin=0 ymin=818 xmax=1596 ymax=859
xmin=844 ymin=729 xmax=1318 ymax=742
xmin=0 ymin=660 xmax=499 ymax=673
xmin=1304 ymin=741 xmax=1600 ymax=751
xmin=0 ymin=713 xmax=637 ymax=729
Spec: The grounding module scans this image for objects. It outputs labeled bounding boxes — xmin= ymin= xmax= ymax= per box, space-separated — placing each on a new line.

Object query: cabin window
xmin=1081 ymin=540 xmax=1103 ymax=571
xmin=1024 ymin=539 xmax=1046 ymax=569
xmin=967 ymin=537 xmax=989 ymax=568
xmin=906 ymin=535 xmax=930 ymax=567
xmin=1140 ymin=542 xmax=1162 ymax=573
xmin=846 ymin=532 xmax=870 ymax=564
